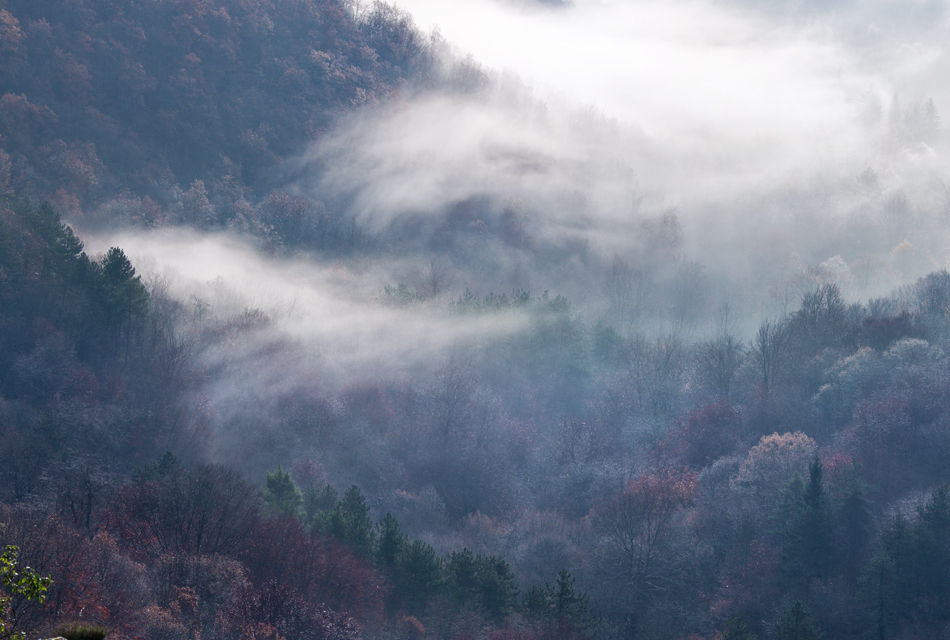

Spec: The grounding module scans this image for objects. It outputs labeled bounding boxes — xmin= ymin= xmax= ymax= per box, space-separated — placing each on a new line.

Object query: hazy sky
xmin=395 ymin=0 xmax=947 ymax=134
xmin=308 ymin=0 xmax=949 ymax=295
xmin=309 ymin=0 xmax=948 ymax=222
xmin=90 ymin=0 xmax=950 ymax=368
xmin=397 ymin=0 xmax=871 ymax=139
xmin=78 ymin=0 xmax=950 ymax=466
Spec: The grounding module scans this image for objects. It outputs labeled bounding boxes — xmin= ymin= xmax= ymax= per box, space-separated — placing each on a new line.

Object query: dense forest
xmin=0 ymin=0 xmax=473 ymax=251
xmin=6 ymin=197 xmax=950 ymax=640
xmin=2 ymin=0 xmax=950 ymax=639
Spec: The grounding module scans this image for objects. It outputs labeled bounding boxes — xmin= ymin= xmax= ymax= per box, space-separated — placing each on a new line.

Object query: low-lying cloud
xmin=85 ymin=228 xmax=529 ymax=383
xmin=297 ymin=0 xmax=950 ymax=319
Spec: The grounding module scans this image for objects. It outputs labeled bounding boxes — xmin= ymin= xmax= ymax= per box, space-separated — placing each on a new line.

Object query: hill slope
xmin=0 ymin=0 xmax=425 ymax=223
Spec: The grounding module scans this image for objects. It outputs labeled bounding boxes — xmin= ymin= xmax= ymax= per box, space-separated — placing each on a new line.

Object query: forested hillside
xmin=0 ymin=198 xmax=597 ymax=640
xmin=5 ymin=193 xmax=950 ymax=639
xmin=2 ymin=0 xmax=950 ymax=639
xmin=0 ymin=0 xmax=443 ymax=248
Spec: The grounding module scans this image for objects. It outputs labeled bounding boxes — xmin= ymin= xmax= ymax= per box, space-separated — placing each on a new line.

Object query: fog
xmin=85 ymin=228 xmax=530 ymax=384
xmin=10 ymin=1 xmax=950 ymax=636
xmin=294 ymin=0 xmax=948 ymax=323
xmin=56 ymin=0 xmax=947 ymax=378
xmin=77 ymin=0 xmax=950 ymax=364
xmin=80 ymin=0 xmax=950 ymax=471
xmin=398 ymin=0 xmax=870 ymax=142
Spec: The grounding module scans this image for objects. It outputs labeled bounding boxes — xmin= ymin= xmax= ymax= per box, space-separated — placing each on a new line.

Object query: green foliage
xmin=264 ymin=465 xmax=303 ymax=518
xmin=720 ymin=614 xmax=756 ymax=640
xmin=0 ymin=199 xmax=150 ymax=377
xmin=98 ymin=246 xmax=149 ymax=357
xmin=771 ymin=472 xmax=806 ymax=541
xmin=591 ymin=322 xmax=624 ymax=364
xmin=370 ymin=512 xmax=445 ymax=615
xmin=833 ymin=469 xmax=872 ymax=580
xmin=379 ymin=283 xmax=420 ymax=306
xmin=445 ymin=549 xmax=519 ymax=622
xmin=445 ymin=548 xmax=479 ymax=602
xmin=863 ymin=486 xmax=950 ymax=634
xmin=550 ymin=571 xmax=591 ymax=625
xmin=304 ymin=483 xmax=339 ymax=526
xmin=522 ymin=584 xmax=548 ymax=617
xmin=375 ymin=513 xmax=407 ymax=571
xmin=476 ymin=555 xmax=520 ymax=622
xmin=23 ymin=201 xmax=85 ymax=282
xmin=777 ymin=456 xmax=833 ymax=589
xmin=0 ymin=219 xmax=12 ymax=272
xmin=53 ymin=622 xmax=110 ymax=640
xmin=395 ymin=539 xmax=442 ymax=615
xmin=452 ymin=288 xmax=532 ymax=313
xmin=0 ymin=544 xmax=52 ymax=640
xmin=524 ymin=570 xmax=595 ymax=636
xmin=804 ymin=455 xmax=827 ymax=511
xmin=135 ymin=451 xmax=183 ymax=482
xmin=772 ymin=601 xmax=822 ymax=640
xmin=315 ymin=485 xmax=375 ymax=558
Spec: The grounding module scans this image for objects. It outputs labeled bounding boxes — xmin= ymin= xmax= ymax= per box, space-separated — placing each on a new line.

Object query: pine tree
xmin=772 ymin=601 xmax=822 ymax=640
xmin=779 ymin=457 xmax=833 ymax=589
xmin=305 ymin=483 xmax=338 ymax=526
xmin=445 ymin=549 xmax=519 ymax=621
xmin=771 ymin=472 xmax=806 ymax=543
xmin=720 ymin=614 xmax=756 ymax=640
xmin=913 ymin=486 xmax=950 ymax=622
xmin=477 ymin=555 xmax=519 ymax=622
xmin=375 ymin=512 xmax=407 ymax=570
xmin=861 ymin=551 xmax=894 ymax=640
xmin=923 ymin=97 xmax=941 ymax=142
xmin=445 ymin=548 xmax=479 ymax=605
xmin=878 ymin=513 xmax=915 ymax=627
xmin=523 ymin=570 xmax=595 ymax=638
xmin=860 ymin=489 xmax=950 ymax=638
xmin=395 ymin=539 xmax=442 ymax=615
xmin=327 ymin=485 xmax=375 ymax=557
xmin=99 ymin=246 xmax=148 ymax=359
xmin=801 ymin=455 xmax=833 ymax=579
xmin=264 ymin=465 xmax=303 ymax=518
xmin=889 ymin=94 xmax=902 ymax=129
xmin=523 ymin=584 xmax=550 ymax=621
xmin=834 ymin=472 xmax=872 ymax=580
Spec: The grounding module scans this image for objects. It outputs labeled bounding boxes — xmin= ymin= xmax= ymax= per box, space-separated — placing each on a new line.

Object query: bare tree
xmin=605 ymin=257 xmax=653 ymax=334
xmin=751 ymin=319 xmax=788 ymax=393
xmin=420 ymin=260 xmax=449 ymax=300
xmin=647 ymin=335 xmax=687 ymax=419
xmin=670 ymin=260 xmax=709 ymax=333
xmin=431 ymin=358 xmax=476 ymax=443
xmin=696 ymin=305 xmax=745 ymax=402
xmin=595 ymin=470 xmax=697 ymax=598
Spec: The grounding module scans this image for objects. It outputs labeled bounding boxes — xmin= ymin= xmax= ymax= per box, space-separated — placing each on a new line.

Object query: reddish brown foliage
xmin=595 ymin=468 xmax=697 ymax=597
xmin=240 ymin=516 xmax=385 ymax=621
xmin=229 ymin=580 xmax=362 ymax=640
xmin=105 ymin=463 xmax=261 ymax=561
xmin=665 ymin=400 xmax=742 ymax=469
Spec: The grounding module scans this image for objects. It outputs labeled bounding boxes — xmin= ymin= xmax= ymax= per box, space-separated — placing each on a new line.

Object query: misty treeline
xmin=2 ymin=0 xmax=950 ymax=639
xmin=6 ymin=193 xmax=950 ymax=640
xmin=0 ymin=0 xmax=488 ymax=250
xmin=0 ymin=198 xmax=596 ymax=640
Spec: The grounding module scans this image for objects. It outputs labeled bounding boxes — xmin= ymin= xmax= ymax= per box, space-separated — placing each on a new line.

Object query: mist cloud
xmin=293 ymin=0 xmax=950 ymax=321
xmin=88 ymin=0 xmax=950 ymax=363
xmin=85 ymin=228 xmax=530 ymax=384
